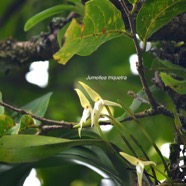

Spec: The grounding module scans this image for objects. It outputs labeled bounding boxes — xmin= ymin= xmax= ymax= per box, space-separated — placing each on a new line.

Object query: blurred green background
xmin=0 ymin=0 xmax=174 ymax=185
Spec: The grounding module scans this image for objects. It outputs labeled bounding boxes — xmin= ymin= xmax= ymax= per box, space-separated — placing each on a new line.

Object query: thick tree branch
xmin=0 ymin=18 xmax=65 ymax=70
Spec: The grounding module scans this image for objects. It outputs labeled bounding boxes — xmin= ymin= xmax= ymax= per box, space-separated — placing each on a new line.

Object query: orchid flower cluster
xmin=75 ymin=82 xmax=156 ymax=185
xmin=74 ymin=81 xmax=121 ymax=136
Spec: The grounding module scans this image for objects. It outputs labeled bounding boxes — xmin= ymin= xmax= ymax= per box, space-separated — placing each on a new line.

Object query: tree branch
xmin=0 ymin=19 xmax=62 ymax=70
xmin=0 ymin=16 xmax=74 ymax=71
xmin=0 ymin=101 xmax=76 ymax=128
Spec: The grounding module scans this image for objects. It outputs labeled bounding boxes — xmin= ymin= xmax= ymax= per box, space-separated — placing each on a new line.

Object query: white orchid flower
xmin=120 ymin=152 xmax=156 ymax=186
xmin=92 ymin=99 xmax=121 ymax=126
xmin=78 ymin=81 xmax=121 ymax=126
xmin=74 ymin=89 xmax=92 ymax=136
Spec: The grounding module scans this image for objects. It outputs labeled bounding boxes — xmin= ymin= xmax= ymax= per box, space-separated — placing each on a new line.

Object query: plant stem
xmin=119 ymin=0 xmax=158 ymax=110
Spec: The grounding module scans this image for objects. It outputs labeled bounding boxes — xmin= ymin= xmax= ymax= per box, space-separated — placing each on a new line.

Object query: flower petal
xmin=142 ymin=161 xmax=156 ymax=166
xmin=94 ymin=100 xmax=103 ymax=111
xmin=78 ymin=108 xmax=91 ymax=138
xmin=91 ymin=101 xmax=103 ymax=127
xmin=102 ymin=100 xmax=121 ymax=108
xmin=75 ymin=89 xmax=91 ymax=108
xmin=119 ymin=152 xmax=139 ymax=166
xmin=78 ymin=81 xmax=101 ymax=102
xmin=136 ymin=162 xmax=144 ymax=186
xmin=80 ymin=108 xmax=91 ymax=124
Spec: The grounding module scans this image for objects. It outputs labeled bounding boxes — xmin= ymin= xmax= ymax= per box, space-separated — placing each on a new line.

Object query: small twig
xmin=122 ymin=106 xmax=186 ymax=124
xmin=128 ymin=90 xmax=150 ymax=104
xmin=101 ymin=105 xmax=186 ymax=126
xmin=119 ymin=0 xmax=131 ymax=16
xmin=0 ymin=101 xmax=76 ymax=128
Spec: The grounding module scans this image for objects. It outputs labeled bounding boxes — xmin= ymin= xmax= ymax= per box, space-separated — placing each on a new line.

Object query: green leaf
xmin=57 ymin=23 xmax=70 ymax=47
xmin=53 ymin=0 xmax=126 ymax=65
xmin=5 ymin=115 xmax=35 ymax=135
xmin=20 ymin=92 xmax=52 ymax=124
xmin=60 ymin=147 xmax=124 ymax=185
xmin=151 ymin=58 xmax=186 ymax=79
xmin=67 ymin=0 xmax=85 ymax=16
xmin=20 ymin=114 xmax=35 ymax=130
xmin=0 ymin=115 xmax=15 ymax=137
xmin=5 ymin=125 xmax=20 ymax=135
xmin=0 ymin=92 xmax=4 ymax=115
xmin=35 ymin=147 xmax=127 ymax=185
xmin=24 ymin=5 xmax=80 ymax=31
xmin=22 ymin=92 xmax=52 ymax=116
xmin=137 ymin=0 xmax=186 ymax=41
xmin=160 ymin=72 xmax=186 ymax=95
xmin=151 ymin=58 xmax=186 ymax=78
xmin=0 ymin=134 xmax=104 ymax=163
xmin=127 ymin=0 xmax=138 ymax=5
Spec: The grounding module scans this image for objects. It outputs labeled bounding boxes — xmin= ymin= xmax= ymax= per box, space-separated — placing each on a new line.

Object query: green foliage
xmin=0 ymin=93 xmax=53 ymax=136
xmin=53 ymin=0 xmax=126 ymax=64
xmin=24 ymin=1 xmax=84 ymax=31
xmin=20 ymin=114 xmax=35 ymax=130
xmin=152 ymin=58 xmax=186 ymax=79
xmin=160 ymin=72 xmax=186 ymax=95
xmin=136 ymin=0 xmax=186 ymax=41
xmin=0 ymin=135 xmax=104 ymax=163
xmin=1 ymin=0 xmax=186 ymax=185
xmin=127 ymin=0 xmax=137 ymax=4
xmin=0 ymin=115 xmax=14 ymax=137
xmin=20 ymin=92 xmax=53 ymax=124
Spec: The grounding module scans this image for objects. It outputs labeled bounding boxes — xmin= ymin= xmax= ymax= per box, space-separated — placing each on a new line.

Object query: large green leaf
xmin=53 ymin=0 xmax=126 ymax=65
xmin=151 ymin=58 xmax=186 ymax=79
xmin=57 ymin=147 xmax=126 ymax=185
xmin=160 ymin=72 xmax=186 ymax=95
xmin=0 ymin=135 xmax=104 ymax=163
xmin=35 ymin=148 xmax=125 ymax=185
xmin=24 ymin=4 xmax=82 ymax=31
xmin=137 ymin=0 xmax=186 ymax=41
